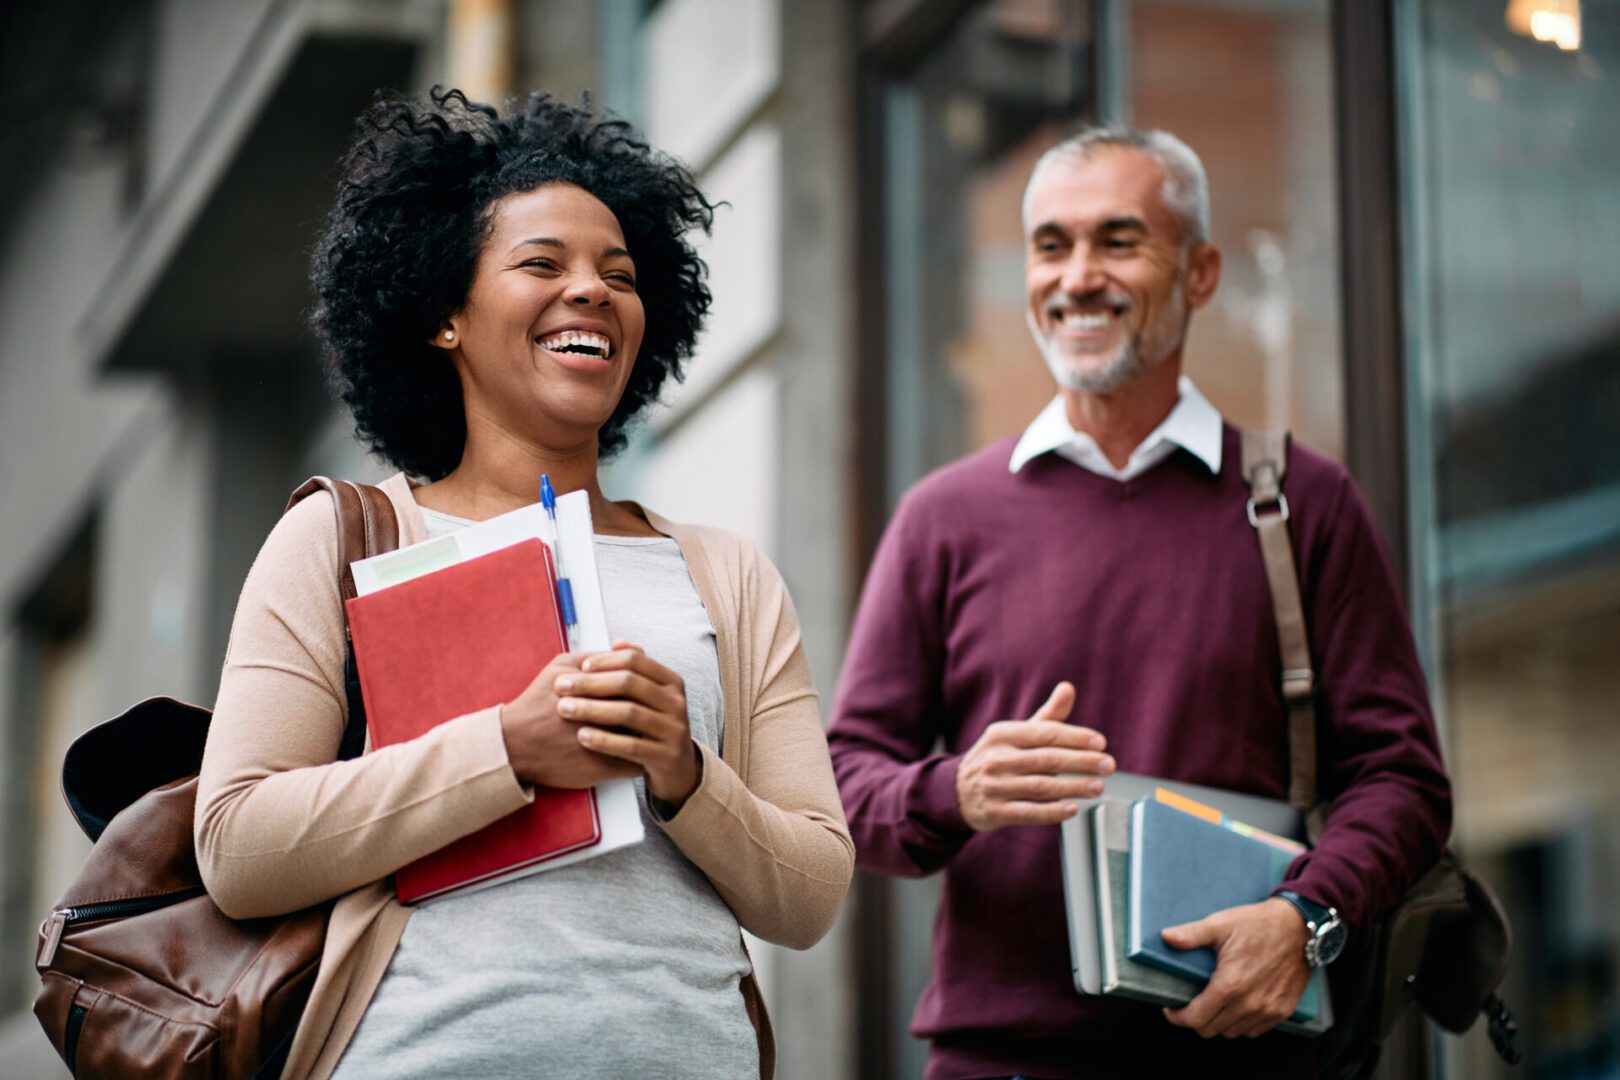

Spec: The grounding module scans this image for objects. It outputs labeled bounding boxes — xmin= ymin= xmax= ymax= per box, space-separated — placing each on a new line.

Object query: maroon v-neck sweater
xmin=828 ymin=426 xmax=1451 ymax=1079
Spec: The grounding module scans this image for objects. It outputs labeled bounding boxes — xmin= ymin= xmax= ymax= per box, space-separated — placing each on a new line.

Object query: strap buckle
xmin=1282 ymin=667 xmax=1317 ymax=704
xmin=1247 ymin=493 xmax=1290 ymax=527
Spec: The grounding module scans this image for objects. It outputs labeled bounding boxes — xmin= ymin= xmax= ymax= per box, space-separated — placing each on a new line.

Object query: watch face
xmin=1318 ymin=919 xmax=1348 ymax=965
xmin=1303 ymin=919 xmax=1348 ymax=968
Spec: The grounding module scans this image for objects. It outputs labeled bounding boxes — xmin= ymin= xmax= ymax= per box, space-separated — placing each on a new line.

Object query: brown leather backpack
xmin=33 ymin=479 xmax=398 ymax=1079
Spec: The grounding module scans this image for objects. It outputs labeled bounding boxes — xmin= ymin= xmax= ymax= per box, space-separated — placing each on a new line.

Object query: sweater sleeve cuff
xmin=913 ymin=752 xmax=972 ymax=837
xmin=1275 ymin=859 xmax=1344 ymax=922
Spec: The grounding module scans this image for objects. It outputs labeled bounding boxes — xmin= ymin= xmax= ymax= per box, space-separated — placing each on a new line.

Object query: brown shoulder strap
xmin=284 ymin=477 xmax=399 ymax=763
xmin=285 ymin=478 xmax=401 ymax=636
xmin=1240 ymin=431 xmax=1319 ymax=817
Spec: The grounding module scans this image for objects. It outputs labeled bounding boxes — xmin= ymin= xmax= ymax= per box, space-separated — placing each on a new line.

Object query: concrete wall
xmin=0 ymin=2 xmax=405 ymax=1071
xmin=0 ymin=143 xmax=166 ymax=636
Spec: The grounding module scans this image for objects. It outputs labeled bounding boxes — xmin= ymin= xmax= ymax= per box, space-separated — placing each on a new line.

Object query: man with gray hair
xmin=828 ymin=128 xmax=1450 ymax=1077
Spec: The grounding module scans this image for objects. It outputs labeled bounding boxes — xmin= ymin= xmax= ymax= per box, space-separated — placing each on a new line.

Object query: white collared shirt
xmin=1008 ymin=376 xmax=1224 ymax=481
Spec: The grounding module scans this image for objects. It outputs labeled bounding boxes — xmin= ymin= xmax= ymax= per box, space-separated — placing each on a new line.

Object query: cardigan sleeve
xmin=194 ymin=491 xmax=533 ymax=919
xmin=660 ymin=538 xmax=855 ymax=950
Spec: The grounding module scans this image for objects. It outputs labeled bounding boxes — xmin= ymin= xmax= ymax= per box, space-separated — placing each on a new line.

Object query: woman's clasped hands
xmin=499 ymin=638 xmax=702 ymax=812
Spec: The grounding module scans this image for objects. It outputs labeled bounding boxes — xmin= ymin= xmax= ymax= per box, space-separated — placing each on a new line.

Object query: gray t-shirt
xmin=332 ymin=511 xmax=757 ymax=1079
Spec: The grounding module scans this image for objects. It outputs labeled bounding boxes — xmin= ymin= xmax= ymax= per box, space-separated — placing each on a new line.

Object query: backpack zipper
xmin=37 ymin=887 xmax=207 ymax=968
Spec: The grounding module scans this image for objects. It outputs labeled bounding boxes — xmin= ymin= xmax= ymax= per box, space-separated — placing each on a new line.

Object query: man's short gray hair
xmin=1022 ymin=127 xmax=1211 ymax=247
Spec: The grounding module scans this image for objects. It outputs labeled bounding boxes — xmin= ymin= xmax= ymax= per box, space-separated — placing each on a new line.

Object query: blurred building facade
xmin=0 ymin=1 xmax=1615 ymax=1078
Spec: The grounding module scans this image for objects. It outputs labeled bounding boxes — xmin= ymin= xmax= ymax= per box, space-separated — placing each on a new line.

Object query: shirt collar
xmin=1008 ymin=376 xmax=1224 ymax=477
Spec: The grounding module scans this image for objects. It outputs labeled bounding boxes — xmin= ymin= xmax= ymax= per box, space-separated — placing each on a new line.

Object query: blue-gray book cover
xmin=1126 ymin=797 xmax=1320 ymax=1021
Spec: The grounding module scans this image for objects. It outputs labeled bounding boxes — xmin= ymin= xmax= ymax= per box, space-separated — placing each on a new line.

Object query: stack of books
xmin=1082 ymin=786 xmax=1330 ymax=1035
xmin=346 ymin=490 xmax=644 ymax=904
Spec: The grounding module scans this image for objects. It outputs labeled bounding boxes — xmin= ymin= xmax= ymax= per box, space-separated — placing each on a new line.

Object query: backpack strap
xmin=286 ymin=478 xmax=400 ymax=760
xmin=286 ymin=478 xmax=400 ymax=634
xmin=1240 ymin=431 xmax=1320 ymax=824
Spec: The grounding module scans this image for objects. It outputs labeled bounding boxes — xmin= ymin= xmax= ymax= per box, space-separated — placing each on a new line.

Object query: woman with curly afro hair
xmin=195 ymin=90 xmax=853 ymax=1080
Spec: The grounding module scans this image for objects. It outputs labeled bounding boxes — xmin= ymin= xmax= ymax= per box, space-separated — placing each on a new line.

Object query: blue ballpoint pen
xmin=539 ymin=474 xmax=579 ymax=645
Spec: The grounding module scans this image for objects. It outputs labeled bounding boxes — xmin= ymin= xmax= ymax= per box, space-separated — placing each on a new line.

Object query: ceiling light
xmin=1505 ymin=0 xmax=1582 ymax=52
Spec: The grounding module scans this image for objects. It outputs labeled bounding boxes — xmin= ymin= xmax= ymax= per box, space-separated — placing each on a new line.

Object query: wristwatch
xmin=1276 ymin=889 xmax=1347 ymax=968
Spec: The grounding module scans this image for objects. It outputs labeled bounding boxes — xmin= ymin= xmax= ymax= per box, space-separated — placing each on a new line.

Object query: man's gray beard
xmin=1041 ymin=339 xmax=1145 ymax=393
xmin=1032 ymin=282 xmax=1187 ymax=394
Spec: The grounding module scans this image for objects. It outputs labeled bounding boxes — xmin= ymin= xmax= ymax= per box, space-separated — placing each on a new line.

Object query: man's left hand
xmin=1161 ymin=897 xmax=1312 ymax=1038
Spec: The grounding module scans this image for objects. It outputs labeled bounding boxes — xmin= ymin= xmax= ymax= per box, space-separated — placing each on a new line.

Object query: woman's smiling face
xmin=442 ymin=182 xmax=646 ymax=448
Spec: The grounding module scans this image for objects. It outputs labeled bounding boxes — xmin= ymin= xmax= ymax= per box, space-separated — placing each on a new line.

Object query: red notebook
xmin=345 ymin=538 xmax=601 ymax=903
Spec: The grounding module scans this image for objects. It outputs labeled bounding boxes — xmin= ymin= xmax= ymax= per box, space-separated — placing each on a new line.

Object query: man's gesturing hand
xmin=953 ymin=681 xmax=1114 ymax=831
xmin=1161 ymin=898 xmax=1312 ymax=1038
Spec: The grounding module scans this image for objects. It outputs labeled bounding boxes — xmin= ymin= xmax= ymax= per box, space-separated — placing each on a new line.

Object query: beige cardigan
xmin=194 ymin=473 xmax=853 ymax=1079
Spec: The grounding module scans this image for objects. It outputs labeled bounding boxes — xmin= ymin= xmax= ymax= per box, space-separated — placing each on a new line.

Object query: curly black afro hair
xmin=310 ymin=88 xmax=715 ymax=479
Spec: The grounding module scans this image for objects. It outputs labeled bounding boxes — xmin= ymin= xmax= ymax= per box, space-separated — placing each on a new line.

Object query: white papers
xmin=348 ymin=493 xmax=645 ymax=878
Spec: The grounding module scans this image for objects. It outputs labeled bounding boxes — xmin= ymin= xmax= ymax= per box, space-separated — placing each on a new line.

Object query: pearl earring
xmin=443 ymin=330 xmax=455 ymax=342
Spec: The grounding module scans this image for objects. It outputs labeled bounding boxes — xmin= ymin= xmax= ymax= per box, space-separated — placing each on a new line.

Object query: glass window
xmin=1400 ymin=3 xmax=1620 ymax=1077
xmin=878 ymin=0 xmax=1095 ymax=507
xmin=880 ymin=0 xmax=1343 ymax=511
xmin=1126 ymin=0 xmax=1343 ymax=460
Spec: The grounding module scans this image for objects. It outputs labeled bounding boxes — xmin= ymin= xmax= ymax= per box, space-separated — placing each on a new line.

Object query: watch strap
xmin=1276 ymin=888 xmax=1329 ymax=928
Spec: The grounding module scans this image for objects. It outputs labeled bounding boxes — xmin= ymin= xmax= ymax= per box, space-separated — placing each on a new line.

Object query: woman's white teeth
xmin=539 ymin=330 xmax=612 ymax=357
xmin=1064 ymin=312 xmax=1112 ymax=331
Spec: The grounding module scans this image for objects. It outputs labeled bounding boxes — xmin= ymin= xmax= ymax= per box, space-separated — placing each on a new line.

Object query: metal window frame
xmin=1333 ymin=0 xmax=1413 ymax=595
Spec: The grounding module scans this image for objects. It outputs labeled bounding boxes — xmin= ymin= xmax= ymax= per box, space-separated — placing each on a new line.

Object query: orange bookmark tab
xmin=1153 ymin=786 xmax=1224 ymax=825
